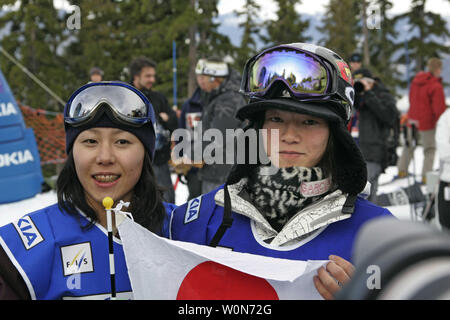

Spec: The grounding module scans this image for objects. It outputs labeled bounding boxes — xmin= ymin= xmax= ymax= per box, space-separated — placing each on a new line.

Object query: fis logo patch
xmin=184 ymin=196 xmax=202 ymax=224
xmin=13 ymin=216 xmax=44 ymax=250
xmin=60 ymin=242 xmax=94 ymax=276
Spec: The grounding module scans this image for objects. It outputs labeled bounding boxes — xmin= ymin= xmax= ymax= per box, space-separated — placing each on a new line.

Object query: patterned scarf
xmin=246 ymin=166 xmax=331 ymax=232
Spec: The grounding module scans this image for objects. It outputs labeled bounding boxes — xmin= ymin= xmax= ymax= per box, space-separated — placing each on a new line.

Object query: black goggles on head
xmin=64 ymin=82 xmax=155 ymax=128
xmin=240 ymin=46 xmax=354 ymax=119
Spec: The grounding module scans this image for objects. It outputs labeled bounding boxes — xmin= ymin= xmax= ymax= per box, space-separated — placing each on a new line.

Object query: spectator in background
xmin=195 ymin=57 xmax=246 ymax=194
xmin=89 ymin=67 xmax=104 ymax=82
xmin=347 ymin=53 xmax=365 ymax=143
xmin=397 ymin=57 xmax=447 ymax=184
xmin=175 ymin=69 xmax=204 ymax=200
xmin=353 ymin=69 xmax=399 ymax=204
xmin=348 ymin=53 xmax=362 ymax=73
xmin=130 ymin=57 xmax=178 ymax=203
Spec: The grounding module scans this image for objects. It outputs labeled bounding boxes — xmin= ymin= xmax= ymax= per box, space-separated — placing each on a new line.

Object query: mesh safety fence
xmin=19 ymin=103 xmax=66 ymax=165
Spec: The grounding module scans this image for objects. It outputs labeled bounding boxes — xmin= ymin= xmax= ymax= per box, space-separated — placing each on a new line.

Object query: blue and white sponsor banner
xmin=0 ymin=69 xmax=43 ymax=203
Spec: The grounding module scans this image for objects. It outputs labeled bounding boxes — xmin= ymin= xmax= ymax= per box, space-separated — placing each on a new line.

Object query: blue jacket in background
xmin=179 ymin=88 xmax=203 ymax=131
xmin=178 ymin=88 xmax=203 ymax=174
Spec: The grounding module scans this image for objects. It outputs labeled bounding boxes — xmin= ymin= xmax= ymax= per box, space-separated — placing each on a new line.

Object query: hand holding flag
xmin=117 ymin=218 xmax=331 ymax=300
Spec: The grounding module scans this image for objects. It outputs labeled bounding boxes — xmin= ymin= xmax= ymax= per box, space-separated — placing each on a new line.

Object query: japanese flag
xmin=118 ymin=218 xmax=327 ymax=300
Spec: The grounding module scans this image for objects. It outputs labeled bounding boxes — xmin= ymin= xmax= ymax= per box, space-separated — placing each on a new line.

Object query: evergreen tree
xmin=395 ymin=0 xmax=450 ymax=76
xmin=170 ymin=0 xmax=234 ymax=97
xmin=170 ymin=0 xmax=199 ymax=97
xmin=63 ymin=0 xmax=195 ymax=103
xmin=364 ymin=0 xmax=402 ymax=94
xmin=233 ymin=0 xmax=262 ymax=71
xmin=262 ymin=0 xmax=310 ymax=46
xmin=319 ymin=0 xmax=359 ymax=60
xmin=62 ymin=0 xmax=125 ymax=89
xmin=197 ymin=0 xmax=233 ymax=57
xmin=0 ymin=0 xmax=236 ymax=108
xmin=0 ymin=0 xmax=67 ymax=111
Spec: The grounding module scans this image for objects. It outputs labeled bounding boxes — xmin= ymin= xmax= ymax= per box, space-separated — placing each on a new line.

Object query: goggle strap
xmin=65 ymin=82 xmax=154 ymax=127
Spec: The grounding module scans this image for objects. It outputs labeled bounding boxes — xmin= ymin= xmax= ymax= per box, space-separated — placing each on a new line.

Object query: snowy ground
xmin=0 ymin=146 xmax=440 ymax=228
xmin=0 ymin=175 xmax=189 ymax=227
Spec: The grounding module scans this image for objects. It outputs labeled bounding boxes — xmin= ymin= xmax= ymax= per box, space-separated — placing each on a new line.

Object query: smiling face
xmin=72 ymin=127 xmax=145 ymax=218
xmin=262 ymin=109 xmax=330 ymax=168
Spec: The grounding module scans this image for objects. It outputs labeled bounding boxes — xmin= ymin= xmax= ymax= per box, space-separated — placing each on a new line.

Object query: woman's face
xmin=262 ymin=109 xmax=330 ymax=168
xmin=73 ymin=127 xmax=145 ymax=215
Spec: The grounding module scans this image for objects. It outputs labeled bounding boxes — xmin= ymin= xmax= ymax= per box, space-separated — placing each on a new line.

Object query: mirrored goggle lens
xmin=66 ymin=85 xmax=148 ymax=124
xmin=248 ymin=49 xmax=329 ymax=96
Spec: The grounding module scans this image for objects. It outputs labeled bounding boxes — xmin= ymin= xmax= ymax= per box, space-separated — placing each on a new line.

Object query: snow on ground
xmin=0 ymin=145 xmax=440 ymax=228
xmin=0 ymin=191 xmax=58 ymax=227
xmin=378 ymin=145 xmax=440 ymax=224
xmin=0 ymin=175 xmax=190 ymax=227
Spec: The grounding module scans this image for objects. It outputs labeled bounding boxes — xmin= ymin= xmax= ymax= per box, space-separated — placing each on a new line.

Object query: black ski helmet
xmin=238 ymin=42 xmax=355 ymax=125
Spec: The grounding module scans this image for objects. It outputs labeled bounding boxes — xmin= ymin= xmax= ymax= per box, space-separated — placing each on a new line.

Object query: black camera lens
xmin=354 ymin=81 xmax=364 ymax=94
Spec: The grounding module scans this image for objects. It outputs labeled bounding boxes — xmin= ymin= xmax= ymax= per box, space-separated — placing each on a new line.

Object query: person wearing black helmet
xmin=166 ymin=44 xmax=394 ymax=300
xmin=0 ymin=82 xmax=176 ymax=299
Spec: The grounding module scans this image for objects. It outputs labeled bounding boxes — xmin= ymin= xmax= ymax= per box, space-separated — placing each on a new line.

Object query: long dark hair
xmin=317 ymin=132 xmax=336 ymax=188
xmin=56 ymin=151 xmax=167 ymax=234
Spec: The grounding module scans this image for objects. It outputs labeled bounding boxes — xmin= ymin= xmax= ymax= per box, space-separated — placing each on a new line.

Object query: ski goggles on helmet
xmin=64 ymin=81 xmax=155 ymax=127
xmin=240 ymin=45 xmax=355 ymax=119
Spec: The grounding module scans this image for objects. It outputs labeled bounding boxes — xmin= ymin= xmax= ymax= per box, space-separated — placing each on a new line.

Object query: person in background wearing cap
xmin=353 ymin=68 xmax=399 ymax=204
xmin=0 ymin=82 xmax=176 ymax=299
xmin=194 ymin=57 xmax=246 ymax=194
xmin=166 ymin=44 xmax=393 ymax=300
xmin=348 ymin=53 xmax=362 ymax=74
xmin=129 ymin=57 xmax=178 ymax=204
xmin=89 ymin=67 xmax=104 ymax=83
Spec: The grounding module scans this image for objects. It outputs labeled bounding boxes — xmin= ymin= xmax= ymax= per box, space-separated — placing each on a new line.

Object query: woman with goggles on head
xmin=0 ymin=82 xmax=176 ymax=300
xmin=166 ymin=44 xmax=394 ymax=300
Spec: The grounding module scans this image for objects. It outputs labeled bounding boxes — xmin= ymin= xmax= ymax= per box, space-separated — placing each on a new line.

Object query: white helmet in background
xmin=195 ymin=58 xmax=229 ymax=77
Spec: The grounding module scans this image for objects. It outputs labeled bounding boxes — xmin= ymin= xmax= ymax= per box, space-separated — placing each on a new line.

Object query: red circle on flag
xmin=177 ymin=261 xmax=279 ymax=300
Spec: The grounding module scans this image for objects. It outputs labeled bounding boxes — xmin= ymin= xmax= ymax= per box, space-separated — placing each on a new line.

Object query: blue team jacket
xmin=166 ymin=185 xmax=393 ymax=262
xmin=0 ymin=202 xmax=176 ymax=300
